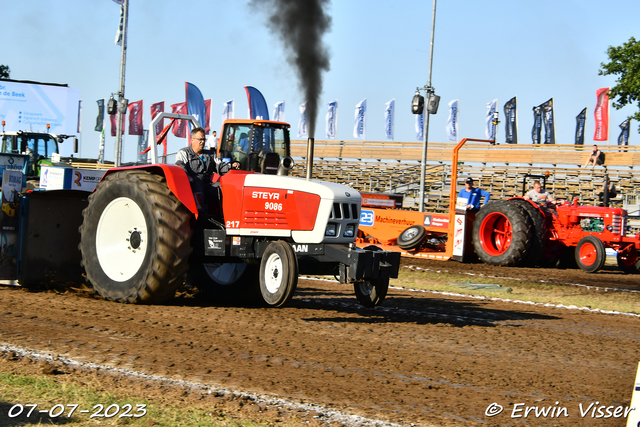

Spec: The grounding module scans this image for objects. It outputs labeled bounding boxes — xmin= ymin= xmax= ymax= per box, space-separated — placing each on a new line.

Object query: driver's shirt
xmin=526 ymin=189 xmax=551 ymax=203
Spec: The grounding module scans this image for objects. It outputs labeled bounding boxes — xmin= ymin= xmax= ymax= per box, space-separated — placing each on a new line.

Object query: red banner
xmin=204 ymin=99 xmax=211 ymax=135
xmin=594 ymin=87 xmax=609 ymax=141
xmin=171 ymin=102 xmax=187 ymax=138
xmin=127 ymin=100 xmax=143 ymax=136
xmin=109 ymin=113 xmax=126 ymax=137
xmin=150 ymin=101 xmax=164 ymax=137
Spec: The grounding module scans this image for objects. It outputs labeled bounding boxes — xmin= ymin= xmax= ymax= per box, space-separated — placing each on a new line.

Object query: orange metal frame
xmin=357 ymin=138 xmax=494 ymax=260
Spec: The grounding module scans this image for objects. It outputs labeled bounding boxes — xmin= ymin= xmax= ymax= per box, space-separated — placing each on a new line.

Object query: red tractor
xmin=78 ymin=113 xmax=400 ymax=308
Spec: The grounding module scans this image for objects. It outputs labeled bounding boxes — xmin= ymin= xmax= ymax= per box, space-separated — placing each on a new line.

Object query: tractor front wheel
xmin=354 ymin=274 xmax=389 ymax=308
xmin=616 ymin=248 xmax=640 ymax=274
xmin=575 ymin=235 xmax=606 ymax=273
xmin=472 ymin=201 xmax=532 ymax=266
xmin=80 ymin=170 xmax=193 ymax=304
xmin=259 ymin=241 xmax=298 ymax=307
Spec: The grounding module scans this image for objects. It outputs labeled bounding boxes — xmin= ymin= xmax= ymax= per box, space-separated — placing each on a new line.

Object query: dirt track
xmin=0 ymin=260 xmax=639 ymax=426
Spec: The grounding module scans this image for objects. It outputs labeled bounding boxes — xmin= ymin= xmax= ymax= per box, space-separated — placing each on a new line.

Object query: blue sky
xmin=3 ymin=0 xmax=639 ymax=162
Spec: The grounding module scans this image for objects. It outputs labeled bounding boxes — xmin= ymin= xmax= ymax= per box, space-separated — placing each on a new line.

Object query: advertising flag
xmin=138 ymin=130 xmax=149 ymax=163
xmin=541 ymin=98 xmax=555 ymax=144
xmin=150 ymin=102 xmax=164 ymax=137
xmin=204 ymin=99 xmax=211 ymax=134
xmin=185 ymin=82 xmax=206 ymax=134
xmin=594 ymin=87 xmax=609 ymax=141
xmin=127 ymin=100 xmax=143 ymax=136
xmin=111 ymin=0 xmax=124 ymax=5
xmin=273 ymin=101 xmax=285 ymax=122
xmin=114 ymin=4 xmax=127 ymax=46
xmin=171 ymin=102 xmax=187 ymax=138
xmin=531 ymin=105 xmax=542 ymax=144
xmin=222 ymin=99 xmax=234 ymax=124
xmin=298 ymin=102 xmax=308 ymax=138
xmin=385 ymin=99 xmax=395 ymax=140
xmin=575 ymin=107 xmax=587 ymax=146
xmin=95 ymin=99 xmax=105 ymax=132
xmin=485 ymin=99 xmax=497 ymax=140
xmin=503 ymin=97 xmax=518 ymax=144
xmin=445 ymin=99 xmax=459 ymax=142
xmin=245 ymin=86 xmax=269 ymax=120
xmin=415 ymin=109 xmax=424 ymax=141
xmin=618 ymin=118 xmax=631 ymax=147
xmin=109 ymin=111 xmax=125 ymax=137
xmin=77 ymin=100 xmax=82 ymax=134
xmin=326 ymin=100 xmax=338 ymax=140
xmin=98 ymin=128 xmax=105 ymax=164
xmin=353 ymin=98 xmax=366 ymax=140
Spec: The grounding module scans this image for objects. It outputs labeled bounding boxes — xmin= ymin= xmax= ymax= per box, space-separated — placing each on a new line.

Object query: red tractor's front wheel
xmin=575 ymin=235 xmax=606 ymax=273
xmin=472 ymin=202 xmax=532 ymax=266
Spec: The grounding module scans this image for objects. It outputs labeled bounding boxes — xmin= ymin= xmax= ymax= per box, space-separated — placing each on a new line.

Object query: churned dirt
xmin=0 ymin=260 xmax=639 ymax=426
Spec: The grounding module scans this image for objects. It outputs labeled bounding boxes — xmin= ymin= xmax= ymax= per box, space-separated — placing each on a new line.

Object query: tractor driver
xmin=175 ymin=127 xmax=220 ymax=210
xmin=524 ymin=180 xmax=555 ymax=205
xmin=458 ymin=177 xmax=491 ymax=210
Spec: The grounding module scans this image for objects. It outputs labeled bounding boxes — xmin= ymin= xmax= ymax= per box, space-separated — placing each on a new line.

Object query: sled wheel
xmin=510 ymin=199 xmax=547 ymax=266
xmin=354 ymin=273 xmax=389 ymax=308
xmin=80 ymin=170 xmax=193 ymax=304
xmin=575 ymin=235 xmax=606 ymax=273
xmin=397 ymin=225 xmax=427 ymax=250
xmin=189 ymin=261 xmax=260 ymax=300
xmin=616 ymin=247 xmax=640 ymax=274
xmin=259 ymin=241 xmax=298 ymax=307
xmin=472 ymin=201 xmax=532 ymax=266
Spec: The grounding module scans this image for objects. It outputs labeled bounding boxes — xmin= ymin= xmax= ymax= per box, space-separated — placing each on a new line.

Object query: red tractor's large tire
xmin=616 ymin=248 xmax=640 ymax=274
xmin=472 ymin=201 xmax=533 ymax=266
xmin=575 ymin=235 xmax=606 ymax=273
xmin=510 ymin=199 xmax=547 ymax=266
xmin=80 ymin=170 xmax=193 ymax=304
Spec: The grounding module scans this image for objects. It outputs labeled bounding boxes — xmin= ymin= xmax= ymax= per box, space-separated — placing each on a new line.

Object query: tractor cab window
xmin=219 ymin=123 xmax=290 ymax=174
xmin=24 ymin=135 xmax=57 ymax=159
xmin=1 ymin=135 xmax=18 ymax=154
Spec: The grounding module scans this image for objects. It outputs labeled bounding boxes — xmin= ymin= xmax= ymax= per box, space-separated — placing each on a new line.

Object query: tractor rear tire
xmin=354 ymin=273 xmax=389 ymax=308
xmin=259 ymin=241 xmax=298 ymax=307
xmin=397 ymin=225 xmax=426 ymax=250
xmin=575 ymin=235 xmax=606 ymax=273
xmin=510 ymin=199 xmax=547 ymax=266
xmin=616 ymin=249 xmax=640 ymax=274
xmin=472 ymin=201 xmax=532 ymax=266
xmin=80 ymin=170 xmax=193 ymax=304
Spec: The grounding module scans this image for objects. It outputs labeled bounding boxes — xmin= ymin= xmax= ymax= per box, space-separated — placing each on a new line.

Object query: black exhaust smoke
xmin=251 ymin=0 xmax=332 ymax=139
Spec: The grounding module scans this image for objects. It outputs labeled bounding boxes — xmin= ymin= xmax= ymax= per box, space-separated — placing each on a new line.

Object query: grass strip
xmin=392 ymin=269 xmax=640 ymax=315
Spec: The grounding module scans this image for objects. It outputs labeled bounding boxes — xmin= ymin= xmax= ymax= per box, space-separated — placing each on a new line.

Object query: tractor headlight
xmin=343 ymin=224 xmax=355 ymax=237
xmin=606 ymin=225 xmax=613 ymax=231
xmin=325 ymin=223 xmax=337 ymax=236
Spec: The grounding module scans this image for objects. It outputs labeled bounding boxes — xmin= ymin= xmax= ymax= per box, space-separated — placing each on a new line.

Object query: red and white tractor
xmin=78 ymin=113 xmax=400 ymax=307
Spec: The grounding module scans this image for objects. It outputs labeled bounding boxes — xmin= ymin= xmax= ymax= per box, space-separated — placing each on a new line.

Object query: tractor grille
xmin=330 ymin=203 xmax=359 ymax=220
xmin=612 ymin=214 xmax=622 ymax=235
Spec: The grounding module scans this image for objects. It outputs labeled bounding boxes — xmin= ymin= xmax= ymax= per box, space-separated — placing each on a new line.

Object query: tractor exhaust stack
xmin=305 ymin=137 xmax=314 ymax=180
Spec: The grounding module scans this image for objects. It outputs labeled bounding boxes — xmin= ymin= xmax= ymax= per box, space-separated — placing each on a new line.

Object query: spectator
xmin=458 ymin=177 xmax=491 ymax=210
xmin=524 ymin=180 xmax=555 ymax=204
xmin=583 ymin=144 xmax=605 ymax=168
xmin=209 ymin=130 xmax=218 ymax=150
xmin=598 ymin=180 xmax=617 ymax=204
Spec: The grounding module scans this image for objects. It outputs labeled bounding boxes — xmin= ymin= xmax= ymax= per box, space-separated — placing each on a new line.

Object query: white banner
xmin=272 ymin=101 xmax=285 ymax=122
xmin=384 ymin=99 xmax=394 ymax=140
xmin=326 ymin=100 xmax=338 ymax=139
xmin=485 ymin=98 xmax=497 ymax=140
xmin=415 ymin=109 xmax=424 ymax=141
xmin=353 ymin=98 xmax=366 ymax=139
xmin=298 ymin=102 xmax=308 ymax=138
xmin=222 ymin=99 xmax=234 ymax=125
xmin=446 ymin=99 xmax=459 ymax=142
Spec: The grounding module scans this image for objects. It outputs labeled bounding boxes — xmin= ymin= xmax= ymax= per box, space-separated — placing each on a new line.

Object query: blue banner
xmin=353 ymin=99 xmax=366 ymax=139
xmin=504 ymin=97 xmax=517 ymax=144
xmin=446 ymin=99 xmax=458 ymax=142
xmin=485 ymin=99 xmax=497 ymax=140
xmin=575 ymin=107 xmax=586 ymax=146
xmin=326 ymin=100 xmax=338 ymax=139
xmin=415 ymin=109 xmax=424 ymax=141
xmin=532 ymin=105 xmax=542 ymax=144
xmin=185 ymin=82 xmax=206 ymax=133
xmin=245 ymin=86 xmax=269 ymax=120
xmin=272 ymin=101 xmax=285 ymax=122
xmin=385 ymin=99 xmax=394 ymax=140
xmin=618 ymin=118 xmax=631 ymax=147
xmin=541 ymin=98 xmax=555 ymax=144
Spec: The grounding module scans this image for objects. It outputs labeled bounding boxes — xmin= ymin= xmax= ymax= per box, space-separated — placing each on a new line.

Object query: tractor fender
xmin=101 ymin=164 xmax=198 ymax=217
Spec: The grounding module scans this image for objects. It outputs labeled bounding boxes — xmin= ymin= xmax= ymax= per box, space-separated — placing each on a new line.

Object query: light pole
xmin=114 ymin=0 xmax=129 ymax=167
xmin=417 ymin=0 xmax=437 ymax=213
